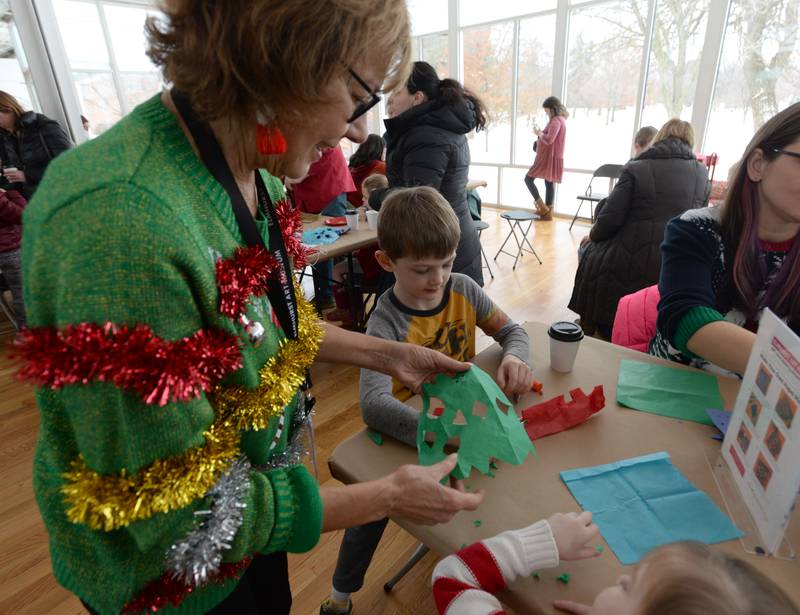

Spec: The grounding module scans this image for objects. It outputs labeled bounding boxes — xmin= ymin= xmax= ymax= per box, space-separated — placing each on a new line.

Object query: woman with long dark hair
xmin=525 ymin=96 xmax=568 ymax=220
xmin=650 ymin=103 xmax=800 ymax=375
xmin=0 ymin=91 xmax=72 ymax=199
xmin=370 ymin=61 xmax=487 ymax=286
xmin=347 ymin=133 xmax=385 ymax=206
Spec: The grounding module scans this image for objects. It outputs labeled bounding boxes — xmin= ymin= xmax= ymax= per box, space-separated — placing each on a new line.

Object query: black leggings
xmin=524 ymin=175 xmax=554 ymax=205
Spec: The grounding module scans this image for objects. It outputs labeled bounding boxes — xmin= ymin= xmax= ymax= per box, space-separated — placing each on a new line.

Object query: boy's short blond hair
xmin=378 ymin=186 xmax=460 ymax=261
xmin=362 ymin=173 xmax=389 ymax=194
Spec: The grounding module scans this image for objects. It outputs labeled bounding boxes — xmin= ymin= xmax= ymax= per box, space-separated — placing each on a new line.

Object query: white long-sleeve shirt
xmin=432 ymin=520 xmax=560 ymax=615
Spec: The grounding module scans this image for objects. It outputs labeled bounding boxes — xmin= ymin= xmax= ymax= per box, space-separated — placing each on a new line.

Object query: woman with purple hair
xmin=649 ymin=103 xmax=800 ymax=376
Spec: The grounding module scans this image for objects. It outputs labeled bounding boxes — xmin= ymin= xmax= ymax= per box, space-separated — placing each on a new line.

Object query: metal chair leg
xmin=493 ymin=219 xmax=517 ymax=261
xmin=383 ymin=543 xmax=430 ymax=593
xmin=477 ymin=228 xmax=494 ymax=279
xmin=569 ymin=199 xmax=584 ymax=231
xmin=520 ymin=221 xmax=542 ymax=265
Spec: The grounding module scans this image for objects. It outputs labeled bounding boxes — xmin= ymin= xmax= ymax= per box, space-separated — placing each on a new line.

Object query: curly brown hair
xmin=146 ymin=0 xmax=410 ymax=126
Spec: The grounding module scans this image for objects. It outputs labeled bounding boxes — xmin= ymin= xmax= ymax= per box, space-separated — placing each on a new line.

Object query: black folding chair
xmin=570 ymin=164 xmax=624 ymax=230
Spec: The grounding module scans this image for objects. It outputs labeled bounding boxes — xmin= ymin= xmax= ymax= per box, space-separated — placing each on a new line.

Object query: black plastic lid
xmin=547 ymin=321 xmax=585 ymax=342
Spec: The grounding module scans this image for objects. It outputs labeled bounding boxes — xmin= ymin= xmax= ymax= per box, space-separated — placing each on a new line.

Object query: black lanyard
xmin=171 ymin=90 xmax=298 ymax=340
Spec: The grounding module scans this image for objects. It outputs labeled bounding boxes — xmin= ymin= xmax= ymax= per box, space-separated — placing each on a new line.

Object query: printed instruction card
xmin=722 ymin=309 xmax=800 ymax=553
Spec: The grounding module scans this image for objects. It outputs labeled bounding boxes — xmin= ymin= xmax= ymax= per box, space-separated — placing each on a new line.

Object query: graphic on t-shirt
xmin=756 ymin=364 xmax=773 ymax=395
xmin=746 ymin=393 xmax=762 ymax=426
xmin=776 ymin=389 xmax=796 ymax=430
xmin=736 ymin=422 xmax=752 ymax=455
xmin=764 ymin=421 xmax=786 ymax=462
xmin=753 ymin=453 xmax=773 ymax=491
xmin=422 ymin=320 xmax=469 ymax=362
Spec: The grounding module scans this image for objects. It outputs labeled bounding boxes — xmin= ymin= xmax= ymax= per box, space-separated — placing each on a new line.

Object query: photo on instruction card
xmin=775 ymin=389 xmax=797 ymax=430
xmin=746 ymin=393 xmax=762 ymax=427
xmin=755 ymin=364 xmax=772 ymax=396
xmin=736 ymin=422 xmax=752 ymax=455
xmin=764 ymin=422 xmax=786 ymax=462
xmin=753 ymin=453 xmax=773 ymax=491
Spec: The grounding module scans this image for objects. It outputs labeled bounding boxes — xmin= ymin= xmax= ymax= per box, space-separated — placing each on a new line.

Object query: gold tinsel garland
xmin=62 ymin=422 xmax=240 ymax=531
xmin=210 ymin=292 xmax=323 ymax=431
xmin=61 ymin=293 xmax=324 ymax=530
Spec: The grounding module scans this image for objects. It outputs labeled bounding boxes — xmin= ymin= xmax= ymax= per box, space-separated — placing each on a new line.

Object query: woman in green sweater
xmin=17 ymin=2 xmax=483 ymax=613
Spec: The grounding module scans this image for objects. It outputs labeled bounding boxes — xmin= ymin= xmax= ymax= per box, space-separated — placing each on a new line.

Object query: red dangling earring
xmin=256 ymin=122 xmax=287 ymax=156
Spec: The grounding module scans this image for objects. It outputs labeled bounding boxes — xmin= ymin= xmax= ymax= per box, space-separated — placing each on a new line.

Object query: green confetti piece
xmin=595 ymin=545 xmax=604 ymax=553
xmin=460 ymin=543 xmax=467 ymax=549
xmin=531 ymin=571 xmax=540 ymax=580
xmin=557 ymin=573 xmax=570 ymax=584
xmin=473 ymin=520 xmax=482 ymax=527
xmin=489 ymin=460 xmax=499 ymax=469
xmin=367 ymin=430 xmax=383 ymax=446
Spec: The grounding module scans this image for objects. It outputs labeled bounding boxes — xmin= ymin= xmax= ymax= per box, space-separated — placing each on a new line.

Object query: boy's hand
xmin=548 ymin=511 xmax=600 ymax=561
xmin=496 ymin=355 xmax=535 ymax=398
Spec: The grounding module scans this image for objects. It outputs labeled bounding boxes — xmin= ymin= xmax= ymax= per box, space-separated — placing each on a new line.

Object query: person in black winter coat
xmin=0 ymin=91 xmax=73 ymax=200
xmin=568 ymin=119 xmax=710 ymax=337
xmin=369 ymin=62 xmax=487 ymax=286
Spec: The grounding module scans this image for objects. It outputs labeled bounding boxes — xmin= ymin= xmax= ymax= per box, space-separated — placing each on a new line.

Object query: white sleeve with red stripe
xmin=431 ymin=520 xmax=559 ymax=615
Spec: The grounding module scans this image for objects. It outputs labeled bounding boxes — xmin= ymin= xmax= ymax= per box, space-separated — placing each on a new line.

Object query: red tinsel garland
xmin=215 ymin=245 xmax=280 ymax=319
xmin=275 ymin=197 xmax=308 ymax=269
xmin=15 ymin=323 xmax=242 ymax=406
xmin=122 ymin=557 xmax=252 ymax=614
xmin=215 ymin=199 xmax=309 ymax=321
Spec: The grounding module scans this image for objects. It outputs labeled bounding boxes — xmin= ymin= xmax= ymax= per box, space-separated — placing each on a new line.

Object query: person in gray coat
xmin=569 ymin=119 xmax=710 ymax=337
xmin=369 ymin=61 xmax=487 ymax=286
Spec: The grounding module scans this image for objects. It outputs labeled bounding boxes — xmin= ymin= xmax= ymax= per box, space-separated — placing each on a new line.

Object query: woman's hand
xmin=533 ymin=127 xmax=542 ymax=137
xmin=496 ymin=355 xmax=535 ymax=398
xmin=548 ymin=511 xmax=601 ymax=561
xmin=5 ymin=169 xmax=25 ymax=184
xmin=387 ymin=454 xmax=484 ymax=524
xmin=380 ymin=341 xmax=470 ymax=394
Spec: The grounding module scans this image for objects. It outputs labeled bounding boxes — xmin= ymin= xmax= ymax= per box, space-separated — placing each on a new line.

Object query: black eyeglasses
xmin=347 ymin=68 xmax=381 ymax=123
xmin=773 ymin=148 xmax=800 ymax=160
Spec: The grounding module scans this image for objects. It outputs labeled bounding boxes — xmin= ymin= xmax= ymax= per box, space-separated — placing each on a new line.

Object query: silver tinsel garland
xmin=165 ymin=397 xmax=317 ymax=586
xmin=166 ymin=455 xmax=251 ymax=586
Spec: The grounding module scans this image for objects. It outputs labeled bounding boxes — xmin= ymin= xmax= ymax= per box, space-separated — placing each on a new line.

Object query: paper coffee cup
xmin=366 ymin=209 xmax=379 ymax=230
xmin=548 ymin=321 xmax=584 ymax=373
xmin=345 ymin=210 xmax=359 ymax=231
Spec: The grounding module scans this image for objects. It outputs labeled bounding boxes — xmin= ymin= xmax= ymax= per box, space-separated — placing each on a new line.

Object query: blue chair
xmin=494 ymin=210 xmax=542 ymax=270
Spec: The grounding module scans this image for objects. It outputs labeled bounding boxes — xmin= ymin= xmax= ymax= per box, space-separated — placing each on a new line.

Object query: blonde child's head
xmin=377 ymin=186 xmax=460 ymax=261
xmin=361 ymin=173 xmax=389 ymax=202
xmin=589 ymin=542 xmax=798 ymax=615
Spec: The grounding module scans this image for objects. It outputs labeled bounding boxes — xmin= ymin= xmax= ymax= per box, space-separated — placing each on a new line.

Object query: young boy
xmin=320 ymin=186 xmax=535 ymax=615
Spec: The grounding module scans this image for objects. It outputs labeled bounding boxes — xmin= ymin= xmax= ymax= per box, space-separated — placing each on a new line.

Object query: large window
xmin=515 ymin=14 xmax=556 ymax=166
xmin=705 ymin=0 xmax=800 ymax=179
xmin=420 ymin=33 xmax=449 ymax=78
xmin=463 ymin=21 xmax=514 ymax=164
xmin=641 ymin=0 xmax=711 ymax=129
xmin=460 ymin=0 xmax=556 ymax=27
xmin=0 ymin=2 xmax=38 ymax=110
xmin=565 ymin=0 xmax=647 ymax=172
xmin=53 ymin=0 xmax=162 ymax=136
xmin=407 ymin=0 xmax=448 ymax=36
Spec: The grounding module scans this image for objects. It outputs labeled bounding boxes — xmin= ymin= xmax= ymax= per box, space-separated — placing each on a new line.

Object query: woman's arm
xmin=686 ymin=321 xmax=756 ymax=375
xmin=317 ymin=323 xmax=470 ymax=394
xmin=537 ymin=117 xmax=562 ymax=146
xmin=321 ymin=454 xmax=484 ymax=531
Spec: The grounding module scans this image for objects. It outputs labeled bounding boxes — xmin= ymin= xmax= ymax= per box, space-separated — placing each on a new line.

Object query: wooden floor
xmin=0 ymin=209 xmax=589 ymax=615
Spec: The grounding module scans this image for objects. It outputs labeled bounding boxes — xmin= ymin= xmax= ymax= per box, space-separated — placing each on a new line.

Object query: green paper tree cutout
xmin=418 ymin=366 xmax=536 ymax=479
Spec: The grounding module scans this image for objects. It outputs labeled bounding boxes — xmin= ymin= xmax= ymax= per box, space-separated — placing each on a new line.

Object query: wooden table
xmin=301 ymin=212 xmax=378 ymax=330
xmin=302 ymin=212 xmax=378 ymax=264
xmin=328 ymin=322 xmax=800 ymax=613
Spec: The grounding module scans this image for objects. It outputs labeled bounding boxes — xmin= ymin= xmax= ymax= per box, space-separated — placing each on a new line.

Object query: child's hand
xmin=548 ymin=511 xmax=600 ymax=561
xmin=496 ymin=355 xmax=535 ymax=398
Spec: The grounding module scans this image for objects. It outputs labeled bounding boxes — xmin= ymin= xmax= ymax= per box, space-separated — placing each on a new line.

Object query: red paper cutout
xmin=520 ymin=386 xmax=605 ymax=440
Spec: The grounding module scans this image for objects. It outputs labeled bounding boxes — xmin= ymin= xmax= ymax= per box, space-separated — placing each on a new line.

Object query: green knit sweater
xmin=22 ymin=94 xmax=323 ymax=614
